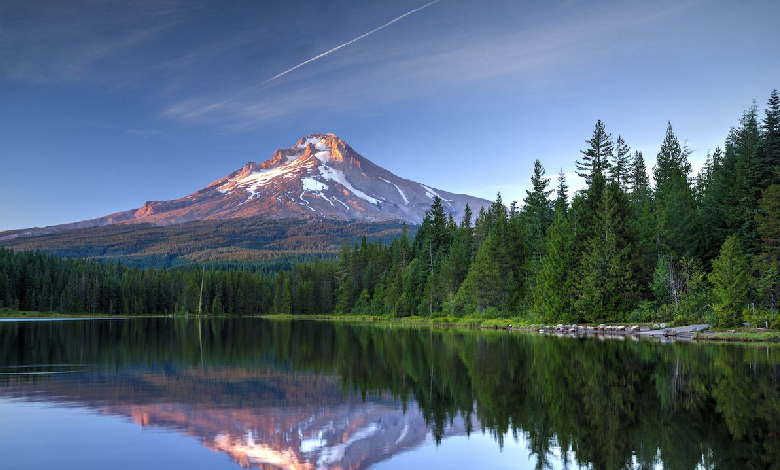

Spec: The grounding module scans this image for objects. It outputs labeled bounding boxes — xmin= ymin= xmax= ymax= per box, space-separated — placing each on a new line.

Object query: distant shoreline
xmin=2 ymin=311 xmax=778 ymax=343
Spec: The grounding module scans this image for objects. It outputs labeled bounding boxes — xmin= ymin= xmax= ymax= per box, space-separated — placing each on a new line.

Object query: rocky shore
xmin=517 ymin=323 xmax=711 ymax=340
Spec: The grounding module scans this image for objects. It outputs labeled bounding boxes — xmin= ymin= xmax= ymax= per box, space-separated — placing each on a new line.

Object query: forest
xmin=1 ymin=89 xmax=778 ymax=328
xmin=0 ymin=217 xmax=406 ymax=268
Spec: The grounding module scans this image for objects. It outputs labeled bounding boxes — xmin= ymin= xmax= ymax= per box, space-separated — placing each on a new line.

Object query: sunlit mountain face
xmin=0 ymin=134 xmax=490 ymax=241
xmin=1 ymin=318 xmax=779 ymax=470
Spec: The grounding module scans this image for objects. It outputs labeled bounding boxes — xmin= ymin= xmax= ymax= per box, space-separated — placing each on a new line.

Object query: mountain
xmin=1 ymin=134 xmax=490 ymax=241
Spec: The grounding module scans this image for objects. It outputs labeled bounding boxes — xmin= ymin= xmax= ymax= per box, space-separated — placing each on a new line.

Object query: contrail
xmin=185 ymin=0 xmax=441 ymax=118
xmin=262 ymin=0 xmax=441 ymax=84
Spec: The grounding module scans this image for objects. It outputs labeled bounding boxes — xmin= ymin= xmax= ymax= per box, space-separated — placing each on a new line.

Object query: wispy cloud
xmin=164 ymin=0 xmax=695 ymax=130
xmin=1 ymin=0 xmax=699 ymax=132
xmin=0 ymin=0 xmax=183 ymax=84
xmin=126 ymin=129 xmax=160 ymax=138
xmin=180 ymin=0 xmax=443 ymax=119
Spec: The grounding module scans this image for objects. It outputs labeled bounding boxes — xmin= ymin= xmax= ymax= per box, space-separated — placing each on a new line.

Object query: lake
xmin=0 ymin=318 xmax=778 ymax=469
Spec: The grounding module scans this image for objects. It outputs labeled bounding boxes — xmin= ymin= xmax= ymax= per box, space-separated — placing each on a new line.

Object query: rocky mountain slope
xmin=1 ymin=134 xmax=490 ymax=241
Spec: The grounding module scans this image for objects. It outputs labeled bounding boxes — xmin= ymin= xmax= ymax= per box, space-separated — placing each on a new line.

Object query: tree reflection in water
xmin=1 ymin=318 xmax=778 ymax=469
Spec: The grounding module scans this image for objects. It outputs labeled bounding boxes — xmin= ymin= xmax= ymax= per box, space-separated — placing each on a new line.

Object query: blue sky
xmin=1 ymin=0 xmax=778 ymax=230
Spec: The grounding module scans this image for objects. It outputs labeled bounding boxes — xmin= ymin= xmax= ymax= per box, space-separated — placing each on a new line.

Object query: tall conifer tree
xmin=653 ymin=122 xmax=698 ymax=258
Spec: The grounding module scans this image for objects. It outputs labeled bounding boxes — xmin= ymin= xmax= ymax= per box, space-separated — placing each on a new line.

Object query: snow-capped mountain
xmin=1 ymin=134 xmax=490 ymax=240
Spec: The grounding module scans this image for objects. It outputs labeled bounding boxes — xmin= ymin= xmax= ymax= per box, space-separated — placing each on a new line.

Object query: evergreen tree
xmin=554 ymin=170 xmax=569 ymax=215
xmin=533 ymin=211 xmax=575 ymax=323
xmin=627 ymin=151 xmax=650 ymax=198
xmin=756 ymin=183 xmax=780 ymax=320
xmin=653 ymin=122 xmax=698 ymax=258
xmin=571 ymin=123 xmax=614 ymax=260
xmin=610 ymin=135 xmax=631 ymax=190
xmin=709 ymin=235 xmax=751 ymax=327
xmin=522 ymin=159 xmax=553 ymax=264
xmin=759 ymin=89 xmax=780 ymax=188
xmin=732 ymin=105 xmax=762 ymax=252
xmin=757 ymin=183 xmax=780 ymax=252
xmin=576 ymin=120 xmax=613 ymax=186
xmin=701 ymin=108 xmax=763 ymax=258
xmin=574 ymin=183 xmax=635 ymax=322
xmin=626 ymin=150 xmax=655 ymax=290
xmin=453 ymin=232 xmax=506 ymax=315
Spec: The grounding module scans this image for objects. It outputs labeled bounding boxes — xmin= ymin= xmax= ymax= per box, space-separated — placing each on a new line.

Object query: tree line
xmin=331 ymin=89 xmax=780 ymax=327
xmin=1 ymin=90 xmax=778 ymax=327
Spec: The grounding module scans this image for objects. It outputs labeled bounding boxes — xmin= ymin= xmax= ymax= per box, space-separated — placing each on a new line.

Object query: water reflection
xmin=0 ymin=318 xmax=778 ymax=469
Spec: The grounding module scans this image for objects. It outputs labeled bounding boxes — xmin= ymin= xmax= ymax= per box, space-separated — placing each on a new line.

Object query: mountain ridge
xmin=1 ymin=133 xmax=489 ymax=241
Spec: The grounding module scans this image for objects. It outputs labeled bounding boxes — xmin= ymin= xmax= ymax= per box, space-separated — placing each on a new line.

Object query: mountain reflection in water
xmin=0 ymin=317 xmax=778 ymax=469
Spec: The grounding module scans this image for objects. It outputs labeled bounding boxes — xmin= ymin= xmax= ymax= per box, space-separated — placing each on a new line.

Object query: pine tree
xmin=574 ymin=182 xmax=635 ymax=322
xmin=456 ymin=232 xmax=506 ymax=314
xmin=653 ymin=122 xmax=698 ymax=258
xmin=699 ymin=144 xmax=735 ymax=262
xmin=759 ymin=89 xmax=780 ymax=188
xmin=576 ymin=120 xmax=613 ymax=186
xmin=554 ymin=170 xmax=569 ymax=215
xmin=627 ymin=150 xmax=650 ymax=198
xmin=733 ymin=105 xmax=762 ymax=252
xmin=610 ymin=135 xmax=631 ymax=190
xmin=757 ymin=183 xmax=780 ymax=252
xmin=533 ymin=212 xmax=575 ymax=323
xmin=522 ymin=159 xmax=553 ymax=263
xmin=571 ymin=123 xmax=614 ymax=259
xmin=701 ymin=108 xmax=763 ymax=257
xmin=626 ymin=150 xmax=655 ymax=290
xmin=756 ymin=184 xmax=780 ymax=318
xmin=710 ymin=235 xmax=751 ymax=327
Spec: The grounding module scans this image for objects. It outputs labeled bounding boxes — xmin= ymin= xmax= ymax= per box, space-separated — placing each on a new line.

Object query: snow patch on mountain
xmin=420 ymin=184 xmax=438 ymax=200
xmin=380 ymin=177 xmax=409 ymax=205
xmin=301 ymin=177 xmax=328 ymax=192
xmin=298 ymin=136 xmax=329 ymax=151
xmin=318 ymin=165 xmax=378 ymax=205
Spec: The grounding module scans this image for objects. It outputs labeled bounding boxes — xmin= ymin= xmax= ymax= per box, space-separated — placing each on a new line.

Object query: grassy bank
xmin=696 ymin=328 xmax=780 ymax=342
xmin=0 ymin=309 xmax=107 ymax=319
xmin=260 ymin=313 xmax=535 ymax=329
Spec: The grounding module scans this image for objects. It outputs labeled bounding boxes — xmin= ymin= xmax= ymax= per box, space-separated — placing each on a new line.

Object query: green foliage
xmin=651 ymin=256 xmax=711 ymax=324
xmin=533 ymin=212 xmax=575 ymax=323
xmin=759 ymin=90 xmax=780 ymax=188
xmin=521 ymin=159 xmax=553 ymax=259
xmin=574 ymin=183 xmax=636 ymax=322
xmin=576 ymin=119 xmax=613 ymax=185
xmin=710 ymin=236 xmax=752 ymax=327
xmin=654 ymin=122 xmax=699 ymax=259
xmin=610 ymin=135 xmax=631 ymax=190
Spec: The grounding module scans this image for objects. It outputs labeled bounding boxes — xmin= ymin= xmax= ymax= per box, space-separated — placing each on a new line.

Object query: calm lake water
xmin=0 ymin=318 xmax=778 ymax=469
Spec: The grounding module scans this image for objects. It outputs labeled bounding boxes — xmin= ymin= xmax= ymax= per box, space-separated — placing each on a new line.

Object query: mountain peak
xmin=1 ymin=134 xmax=491 ymax=240
xmin=202 ymin=133 xmax=490 ymax=224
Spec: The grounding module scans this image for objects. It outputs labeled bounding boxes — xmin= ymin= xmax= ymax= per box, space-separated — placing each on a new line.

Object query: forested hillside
xmin=1 ymin=90 xmax=778 ymax=327
xmin=0 ymin=218 xmax=407 ymax=268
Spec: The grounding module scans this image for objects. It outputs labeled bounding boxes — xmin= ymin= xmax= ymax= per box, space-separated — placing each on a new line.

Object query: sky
xmin=1 ymin=0 xmax=779 ymax=231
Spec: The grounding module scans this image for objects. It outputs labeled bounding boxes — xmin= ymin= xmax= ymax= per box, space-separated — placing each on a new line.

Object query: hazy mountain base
xmin=0 ymin=218 xmax=409 ymax=268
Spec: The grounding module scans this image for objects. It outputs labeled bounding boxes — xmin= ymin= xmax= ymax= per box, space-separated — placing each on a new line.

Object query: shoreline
xmin=1 ymin=311 xmax=778 ymax=343
xmin=260 ymin=315 xmax=780 ymax=343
